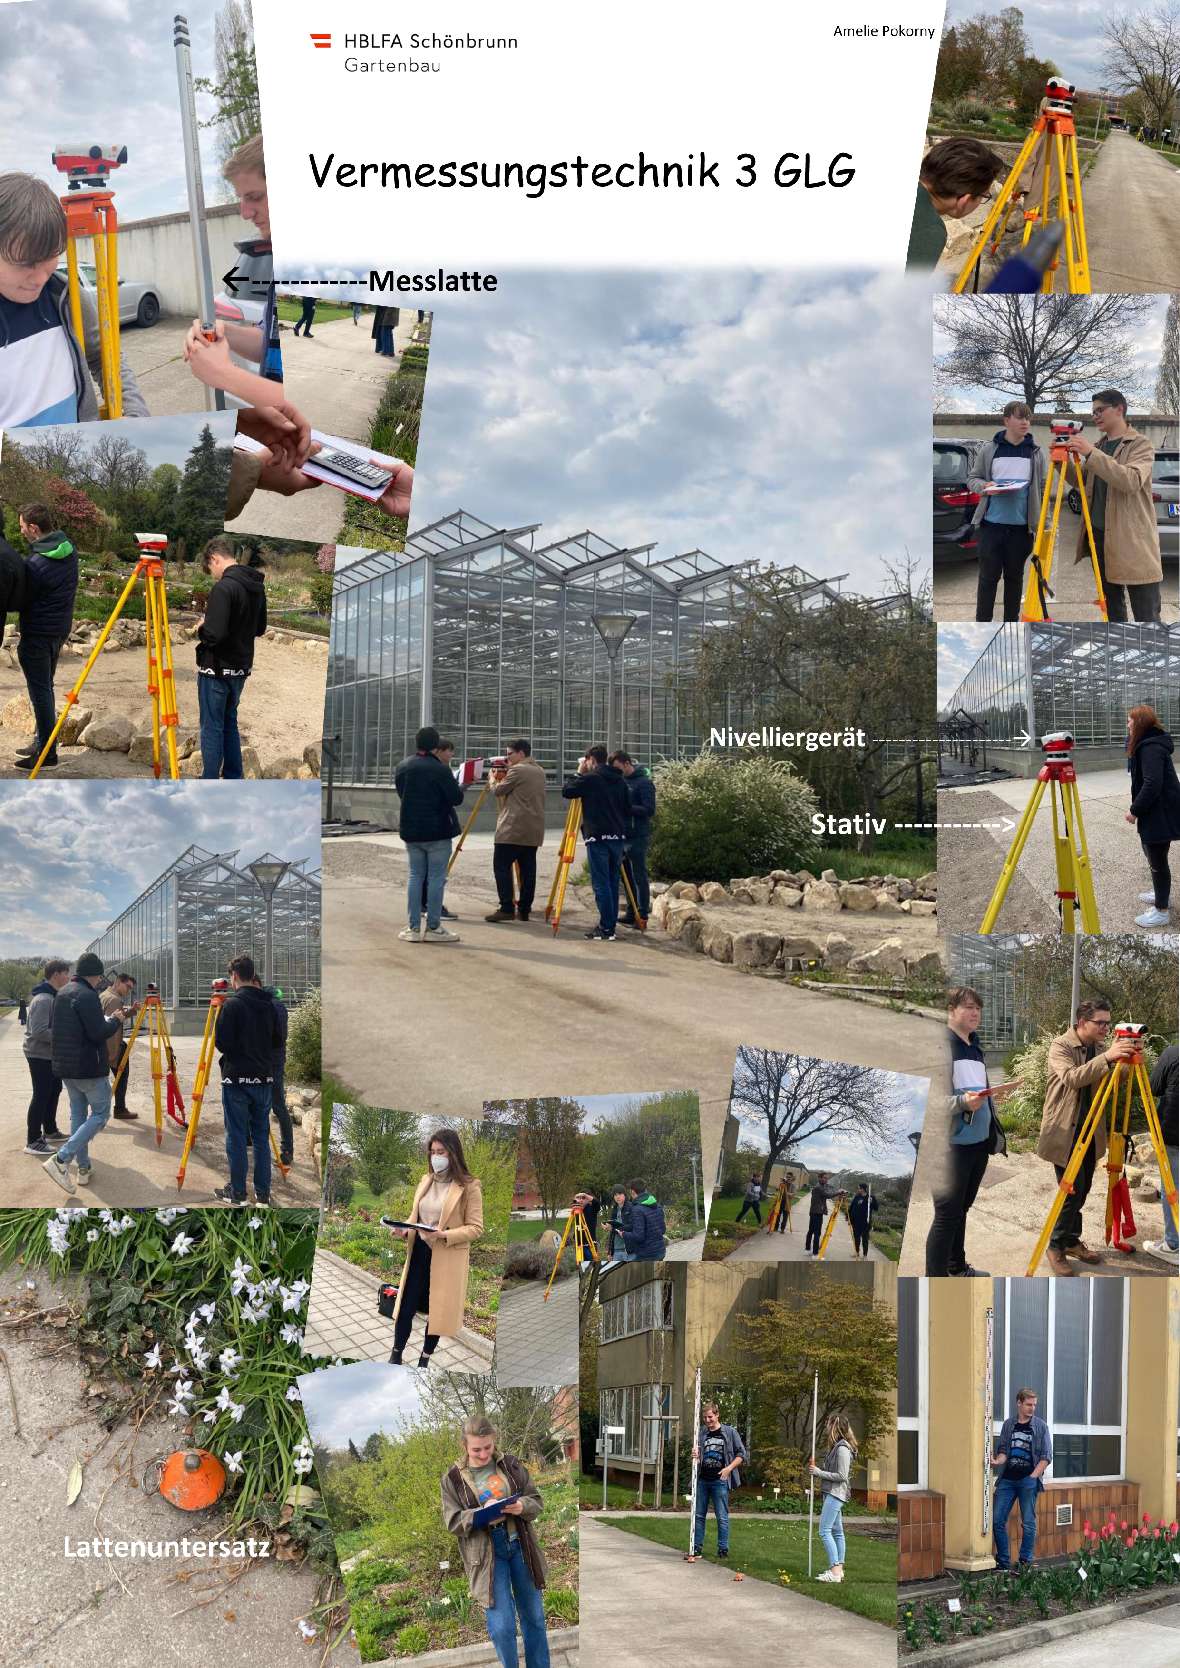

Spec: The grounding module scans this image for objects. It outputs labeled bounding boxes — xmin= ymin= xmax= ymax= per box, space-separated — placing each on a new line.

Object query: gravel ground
xmin=936 ymin=786 xmax=1061 ymax=938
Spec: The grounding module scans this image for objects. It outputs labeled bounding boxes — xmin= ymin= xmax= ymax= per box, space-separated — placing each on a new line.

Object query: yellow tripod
xmin=1020 ymin=424 xmax=1107 ymax=622
xmin=543 ymin=1204 xmax=600 ymax=1301
xmin=1025 ymin=1024 xmax=1178 ymax=1275
xmin=176 ymin=979 xmax=287 ymax=1191
xmin=954 ymin=78 xmax=1090 ymax=294
xmin=766 ymin=1188 xmax=792 ymax=1233
xmin=29 ymin=539 xmax=180 ymax=780
xmin=816 ymin=1195 xmax=854 ymax=1260
xmin=980 ymin=732 xmax=1099 ymax=935
xmin=112 ymin=984 xmax=186 ymax=1147
xmin=52 ymin=144 xmax=128 ymax=418
xmin=545 ymin=798 xmax=646 ymax=934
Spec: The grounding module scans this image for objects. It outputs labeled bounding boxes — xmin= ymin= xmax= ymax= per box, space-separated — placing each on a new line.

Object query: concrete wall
xmin=935 ymin=412 xmax=1178 ymax=450
xmin=323 ymin=781 xmax=583 ymax=832
xmin=76 ymin=202 xmax=251 ymax=317
xmin=981 ymin=743 xmax=1132 ymax=779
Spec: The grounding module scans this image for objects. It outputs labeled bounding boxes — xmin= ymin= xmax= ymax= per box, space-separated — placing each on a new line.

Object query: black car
xmin=933 ymin=439 xmax=981 ymax=561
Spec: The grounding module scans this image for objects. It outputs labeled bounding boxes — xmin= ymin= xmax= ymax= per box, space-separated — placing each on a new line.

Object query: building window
xmin=897 ymin=1278 xmax=928 ymax=1490
xmin=600 ymin=1279 xmax=674 ymax=1344
xmin=599 ymin=1384 xmax=672 ymax=1463
xmin=992 ymin=1278 xmax=1127 ymax=1480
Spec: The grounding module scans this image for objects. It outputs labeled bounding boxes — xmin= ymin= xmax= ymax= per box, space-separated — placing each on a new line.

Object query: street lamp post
xmin=247 ymin=855 xmax=292 ymax=987
xmin=591 ymin=613 xmax=638 ymax=750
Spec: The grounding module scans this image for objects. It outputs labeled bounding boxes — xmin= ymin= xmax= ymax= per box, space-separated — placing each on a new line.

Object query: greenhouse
xmin=324 ymin=509 xmax=853 ymax=798
xmin=943 ymin=623 xmax=1180 ymax=771
xmin=83 ymin=845 xmax=321 ymax=1021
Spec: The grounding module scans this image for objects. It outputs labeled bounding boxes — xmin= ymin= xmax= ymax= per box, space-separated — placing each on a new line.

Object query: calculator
xmin=313 ymin=446 xmax=390 ymax=488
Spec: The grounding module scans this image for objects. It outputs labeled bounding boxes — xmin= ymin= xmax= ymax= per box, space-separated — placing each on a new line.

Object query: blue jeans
xmin=993 ymin=1474 xmax=1040 ymax=1567
xmin=818 ymin=1493 xmax=846 ymax=1568
xmin=378 ymin=325 xmax=395 ymax=354
xmin=58 ymin=1077 xmax=112 ymax=1170
xmin=222 ymin=1081 xmax=273 ymax=1201
xmin=694 ymin=1478 xmax=730 ymax=1553
xmin=198 ymin=674 xmax=245 ymax=779
xmin=17 ymin=632 xmax=64 ymax=753
xmin=1163 ymin=1147 xmax=1178 ymax=1251
xmin=622 ymin=832 xmax=651 ymax=918
xmin=586 ymin=839 xmax=623 ymax=933
xmin=405 ymin=838 xmax=451 ymax=930
xmin=484 ymin=1525 xmax=550 ymax=1668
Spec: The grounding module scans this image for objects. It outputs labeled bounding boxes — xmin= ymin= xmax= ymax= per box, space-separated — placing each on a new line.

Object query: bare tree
xmin=79 ymin=433 xmax=150 ymax=501
xmin=1156 ymin=294 xmax=1179 ymax=429
xmin=1104 ymin=4 xmax=1180 ymax=135
xmin=729 ymin=1049 xmax=907 ymax=1191
xmin=935 ymin=294 xmax=1157 ymax=411
xmin=484 ymin=1096 xmax=586 ymax=1224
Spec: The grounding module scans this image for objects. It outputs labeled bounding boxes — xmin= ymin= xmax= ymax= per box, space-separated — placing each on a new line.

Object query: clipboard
xmin=472 ymin=1493 xmax=521 ymax=1528
xmin=380 ymin=1216 xmax=441 ymax=1233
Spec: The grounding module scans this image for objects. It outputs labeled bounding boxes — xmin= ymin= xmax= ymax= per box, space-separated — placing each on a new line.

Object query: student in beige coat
xmin=486 ymin=738 xmax=547 ymax=924
xmin=1066 ymin=389 xmax=1163 ymax=622
xmin=387 ymin=1127 xmax=484 ymax=1364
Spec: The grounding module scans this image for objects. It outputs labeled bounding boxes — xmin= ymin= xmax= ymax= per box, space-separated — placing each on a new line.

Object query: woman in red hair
xmin=1125 ymin=703 xmax=1180 ymax=928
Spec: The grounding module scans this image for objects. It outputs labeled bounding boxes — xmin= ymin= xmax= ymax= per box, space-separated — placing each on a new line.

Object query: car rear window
xmin=934 ymin=445 xmax=970 ymax=483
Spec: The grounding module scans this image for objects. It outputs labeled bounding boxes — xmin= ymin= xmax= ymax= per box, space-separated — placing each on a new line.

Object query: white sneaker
xmin=1142 ymin=1239 xmax=1178 ymax=1265
xmin=75 ymin=1167 xmax=92 ymax=1187
xmin=1135 ymin=907 xmax=1170 ymax=929
xmin=816 ymin=1568 xmax=843 ymax=1582
xmin=398 ymin=926 xmax=423 ymax=942
xmin=422 ymin=925 xmax=461 ymax=943
xmin=42 ymin=1153 xmax=76 ymax=1195
xmin=1139 ymin=890 xmax=1157 ymax=902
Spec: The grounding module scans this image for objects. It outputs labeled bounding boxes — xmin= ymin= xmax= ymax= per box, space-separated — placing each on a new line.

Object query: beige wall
xmin=77 ymin=203 xmax=250 ymax=317
xmin=935 ymin=412 xmax=1178 ymax=449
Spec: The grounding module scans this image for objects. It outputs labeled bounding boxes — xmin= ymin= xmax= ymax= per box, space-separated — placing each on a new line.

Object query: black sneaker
xmin=42 ymin=1129 xmax=68 ymax=1144
xmin=441 ymin=906 xmax=458 ymax=921
xmin=949 ymin=1264 xmax=990 ymax=1278
xmin=584 ymin=927 xmax=616 ymax=941
xmin=25 ymin=1139 xmax=52 ymax=1156
xmin=14 ymin=752 xmax=58 ymax=771
xmin=15 ymin=743 xmax=38 ymax=760
xmin=213 ymin=1186 xmax=247 ymax=1207
xmin=717 ymin=1548 xmax=729 ymax=1558
xmin=254 ymin=1195 xmax=272 ymax=1205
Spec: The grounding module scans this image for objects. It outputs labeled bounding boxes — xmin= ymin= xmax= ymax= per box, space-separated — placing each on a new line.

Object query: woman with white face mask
xmin=387 ymin=1128 xmax=484 ymax=1365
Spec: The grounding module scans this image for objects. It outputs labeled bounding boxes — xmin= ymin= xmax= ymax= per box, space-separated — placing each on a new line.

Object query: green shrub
xmin=1002 ymin=1032 xmax=1157 ymax=1148
xmin=308 ymin=573 xmax=334 ymax=614
xmin=648 ymin=752 xmax=821 ymax=883
xmin=285 ymin=987 xmax=321 ymax=1082
xmin=345 ymin=1556 xmax=411 ymax=1597
xmin=946 ymin=97 xmax=995 ymax=128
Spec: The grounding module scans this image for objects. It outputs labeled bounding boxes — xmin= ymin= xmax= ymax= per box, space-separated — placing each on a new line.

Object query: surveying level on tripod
xmin=543 ymin=1201 xmax=601 ymax=1301
xmin=1026 ymin=1020 xmax=1178 ymax=1275
xmin=1020 ymin=418 xmax=1107 ymax=624
xmin=28 ymin=531 xmax=182 ymax=781
xmin=52 ymin=142 xmax=129 ymax=419
xmin=954 ymin=76 xmax=1090 ymax=295
xmin=980 ymin=731 xmax=1100 ymax=936
xmin=816 ymin=1193 xmax=853 ymax=1259
xmin=113 ymin=980 xmax=187 ymax=1148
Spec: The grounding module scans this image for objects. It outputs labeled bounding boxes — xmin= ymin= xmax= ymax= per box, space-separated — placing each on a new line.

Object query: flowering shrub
xmin=648 ymin=752 xmax=821 ymax=884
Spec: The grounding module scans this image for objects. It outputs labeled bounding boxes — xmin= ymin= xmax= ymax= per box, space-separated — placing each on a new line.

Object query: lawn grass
xmin=509 ymin=1216 xmax=557 ymax=1243
xmin=276 ymin=297 xmax=356 ymax=323
xmin=597 ymin=1514 xmax=896 ymax=1626
xmin=816 ymin=845 xmax=934 ymax=881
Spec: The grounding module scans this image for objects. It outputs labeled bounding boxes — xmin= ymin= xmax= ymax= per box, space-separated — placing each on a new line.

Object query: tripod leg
xmin=447 ymin=786 xmax=488 ymax=875
xmin=145 ymin=576 xmax=163 ymax=779
xmin=546 ymin=803 xmax=577 ymax=919
xmin=1072 ymin=458 xmax=1107 ymax=619
xmin=1064 ymin=779 xmax=1100 ymax=933
xmin=1053 ymin=130 xmax=1078 ymax=294
xmin=953 ymin=125 xmax=1043 ymax=293
xmin=1038 ymin=129 xmax=1055 ymax=292
xmin=620 ymin=861 xmax=646 ymax=930
xmin=158 ymin=1012 xmax=186 ymax=1126
xmin=64 ymin=241 xmax=87 ymax=369
xmin=1104 ymin=1070 xmax=1133 ymax=1246
xmin=1138 ymin=1063 xmax=1179 ymax=1235
xmin=1023 ymin=461 xmax=1067 ymax=621
xmin=981 ymin=778 xmax=1048 ymax=933
xmin=91 ymin=224 xmax=121 ymax=420
xmin=1067 ymin=133 xmax=1091 ymax=292
xmin=154 ymin=574 xmax=181 ymax=778
xmin=269 ymin=1123 xmax=289 ymax=1179
xmin=149 ymin=1011 xmax=164 ymax=1147
xmin=1025 ymin=1067 xmax=1118 ymax=1274
xmin=28 ymin=563 xmax=143 ymax=777
xmin=1049 ymin=782 xmax=1077 ymax=934
xmin=543 ymin=1212 xmax=575 ymax=1301
xmin=112 ymin=1000 xmax=149 ymax=1091
xmin=178 ymin=1005 xmax=217 ymax=1188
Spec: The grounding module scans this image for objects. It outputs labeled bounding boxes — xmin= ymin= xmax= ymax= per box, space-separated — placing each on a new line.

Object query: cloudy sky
xmin=938 ymin=623 xmax=1001 ymax=708
xmin=0 ymin=782 xmax=319 ymax=958
xmin=298 ymin=1360 xmax=425 ymax=1452
xmin=339 ymin=269 xmax=932 ymax=597
xmin=4 ymin=412 xmax=237 ymax=474
xmin=730 ymin=1063 xmax=929 ymax=1176
xmin=0 ymin=0 xmax=242 ymax=221
xmin=942 ymin=1 xmax=1114 ymax=92
xmin=935 ymin=295 xmax=1171 ymax=413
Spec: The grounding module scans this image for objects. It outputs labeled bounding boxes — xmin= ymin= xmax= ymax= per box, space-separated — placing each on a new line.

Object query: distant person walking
xmin=291 ymin=296 xmax=317 ymax=337
xmin=735 ymin=1174 xmax=763 ymax=1224
xmin=1123 ymin=704 xmax=1180 ymax=929
xmin=17 ymin=995 xmax=27 ymax=1025
xmin=805 ymin=1172 xmax=839 ymax=1256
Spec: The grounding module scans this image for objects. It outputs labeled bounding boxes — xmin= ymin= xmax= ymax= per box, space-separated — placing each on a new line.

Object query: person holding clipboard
xmin=441 ymin=1414 xmax=551 ymax=1668
xmin=383 ymin=1128 xmax=484 ymax=1365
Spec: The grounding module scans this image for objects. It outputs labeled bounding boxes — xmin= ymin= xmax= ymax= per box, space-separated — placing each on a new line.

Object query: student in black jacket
xmin=14 ymin=504 xmax=78 ymax=773
xmin=196 ymin=537 xmax=267 ymax=781
xmin=41 ymin=953 xmax=122 ymax=1194
xmin=1125 ymin=705 xmax=1180 ymax=929
xmin=0 ymin=535 xmax=26 ymax=650
xmin=213 ymin=954 xmax=283 ymax=1205
xmin=561 ymin=744 xmax=630 ymax=941
xmin=395 ymin=725 xmax=465 ymax=942
xmin=266 ymin=985 xmax=292 ymax=1167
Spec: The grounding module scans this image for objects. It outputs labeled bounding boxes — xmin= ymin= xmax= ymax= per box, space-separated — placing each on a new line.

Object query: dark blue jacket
xmin=20 ymin=530 xmax=78 ymax=639
xmin=1128 ymin=728 xmax=1180 ymax=844
xmin=848 ymin=1192 xmax=878 ymax=1232
xmin=214 ymin=983 xmax=283 ymax=1084
xmin=1150 ymin=1043 xmax=1178 ymax=1146
xmin=623 ymin=1193 xmax=667 ymax=1260
xmin=625 ymin=765 xmax=656 ymax=838
xmin=562 ymin=763 xmax=629 ymax=840
xmin=395 ymin=751 xmax=464 ymax=843
xmin=51 ymin=977 xmax=121 ymax=1080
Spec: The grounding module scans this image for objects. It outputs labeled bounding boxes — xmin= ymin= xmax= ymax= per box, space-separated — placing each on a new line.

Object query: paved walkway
xmin=0 ymin=1017 xmax=319 ymax=1210
xmin=1086 ymin=132 xmax=1180 ymax=293
xmin=1008 ymin=1600 xmax=1180 ymax=1667
xmin=372 ymin=1627 xmax=578 ymax=1667
xmin=493 ymin=1275 xmax=579 ymax=1387
xmin=580 ymin=1516 xmax=892 ymax=1665
xmin=227 ymin=312 xmax=418 ymax=544
xmin=665 ymin=1231 xmax=705 ymax=1260
xmin=725 ymin=1219 xmax=886 ymax=1262
xmin=305 ymin=1246 xmax=494 ymax=1368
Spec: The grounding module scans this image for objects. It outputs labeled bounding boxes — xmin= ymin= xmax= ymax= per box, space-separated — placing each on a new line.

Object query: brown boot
xmin=1046 ymin=1248 xmax=1076 ymax=1276
xmin=112 ymin=1109 xmax=139 ymax=1120
xmin=1066 ymin=1240 xmax=1100 ymax=1264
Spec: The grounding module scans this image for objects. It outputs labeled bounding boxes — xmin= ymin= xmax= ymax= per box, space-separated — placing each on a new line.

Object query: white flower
xmin=144 ymin=1344 xmax=163 ymax=1369
xmin=224 ymin=1451 xmax=243 ymax=1474
xmin=170 ymin=1231 xmax=195 ymax=1257
xmin=280 ymin=1324 xmax=303 ymax=1347
xmin=215 ymin=1386 xmax=236 ymax=1411
xmin=196 ymin=1302 xmax=216 ymax=1323
xmin=292 ymin=1451 xmax=314 ymax=1476
xmin=187 ymin=1344 xmax=210 ymax=1373
xmin=155 ymin=1206 xmax=183 ymax=1225
xmin=219 ymin=1346 xmax=242 ymax=1375
xmin=230 ymin=1257 xmax=254 ymax=1292
xmin=47 ymin=1221 xmax=70 ymax=1257
xmin=285 ymin=1385 xmax=302 ymax=1403
xmin=167 ymin=1398 xmax=190 ymax=1418
xmin=298 ymin=1622 xmax=317 ymax=1641
xmin=173 ymin=1379 xmax=195 ymax=1403
xmin=228 ymin=1400 xmax=245 ymax=1424
xmin=119 ymin=1215 xmax=134 ymax=1231
xmin=86 ymin=1229 xmax=99 ymax=1242
xmin=248 ymin=1215 xmax=263 ymax=1229
xmin=203 ymin=1411 xmax=217 ymax=1424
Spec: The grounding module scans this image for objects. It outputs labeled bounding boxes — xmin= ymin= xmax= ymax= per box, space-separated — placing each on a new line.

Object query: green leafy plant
xmin=647 ymin=752 xmax=821 ymax=883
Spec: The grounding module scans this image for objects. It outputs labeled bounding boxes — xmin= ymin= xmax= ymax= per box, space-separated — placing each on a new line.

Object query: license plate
xmin=1169 ymin=503 xmax=1179 ymax=517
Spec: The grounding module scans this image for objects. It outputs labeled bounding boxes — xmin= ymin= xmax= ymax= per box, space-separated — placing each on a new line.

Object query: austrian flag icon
xmin=310 ymin=32 xmax=331 ymax=49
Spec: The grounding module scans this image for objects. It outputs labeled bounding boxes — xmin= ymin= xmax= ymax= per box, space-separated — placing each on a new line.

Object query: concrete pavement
xmin=936 ymin=771 xmax=1179 ymax=938
xmin=724 ymin=1218 xmax=887 ymax=1262
xmin=227 ymin=312 xmax=419 ymax=545
xmin=1085 ymin=132 xmax=1180 ymax=293
xmin=0 ymin=1264 xmax=359 ymax=1668
xmin=119 ymin=315 xmax=223 ymax=417
xmin=987 ymin=1599 xmax=1180 ymax=1668
xmin=0 ymin=1018 xmax=319 ymax=1210
xmin=580 ymin=1515 xmax=893 ymax=1665
xmin=323 ymin=837 xmax=943 ymax=1181
xmin=493 ymin=1275 xmax=579 ymax=1387
xmin=304 ymin=1245 xmax=495 ymax=1368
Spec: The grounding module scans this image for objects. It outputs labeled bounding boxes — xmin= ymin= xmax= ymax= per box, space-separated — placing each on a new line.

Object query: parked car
xmin=1066 ymin=449 xmax=1179 ymax=562
xmin=56 ymin=262 xmax=160 ymax=327
xmin=933 ymin=439 xmax=980 ymax=561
